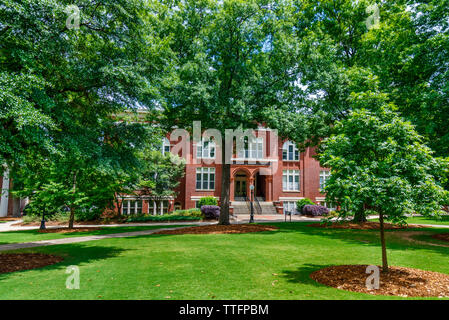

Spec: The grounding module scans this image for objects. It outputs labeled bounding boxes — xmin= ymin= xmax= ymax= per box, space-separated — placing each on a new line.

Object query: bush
xmin=201 ymin=205 xmax=220 ymax=219
xmin=76 ymin=206 xmax=102 ymax=221
xmin=126 ymin=215 xmax=202 ymax=222
xmin=170 ymin=208 xmax=203 ymax=218
xmin=198 ymin=197 xmax=218 ymax=207
xmin=296 ymin=198 xmax=315 ymax=214
xmin=302 ymin=205 xmax=329 ymax=217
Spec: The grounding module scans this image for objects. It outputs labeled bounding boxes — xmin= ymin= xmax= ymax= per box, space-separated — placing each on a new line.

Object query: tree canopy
xmin=319 ymin=105 xmax=448 ymax=271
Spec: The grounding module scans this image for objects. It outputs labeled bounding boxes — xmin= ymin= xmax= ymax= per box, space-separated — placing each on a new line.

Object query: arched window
xmin=282 ymin=141 xmax=299 ymax=161
xmin=197 ymin=139 xmax=216 ymax=159
xmin=162 ymin=137 xmax=171 ymax=155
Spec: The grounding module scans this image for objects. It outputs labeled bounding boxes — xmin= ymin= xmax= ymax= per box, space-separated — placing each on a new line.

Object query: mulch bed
xmin=154 ymin=224 xmax=279 ymax=235
xmin=432 ymin=233 xmax=449 ymax=242
xmin=0 ymin=218 xmax=20 ymax=222
xmin=0 ymin=253 xmax=64 ymax=274
xmin=37 ymin=227 xmax=101 ymax=234
xmin=307 ymin=221 xmax=424 ymax=230
xmin=310 ymin=265 xmax=449 ymax=298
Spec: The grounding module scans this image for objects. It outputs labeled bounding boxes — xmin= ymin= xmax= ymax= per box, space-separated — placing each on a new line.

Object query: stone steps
xmin=231 ymin=201 xmax=277 ymax=215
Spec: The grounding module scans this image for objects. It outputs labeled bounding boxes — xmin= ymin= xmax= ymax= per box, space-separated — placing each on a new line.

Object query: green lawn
xmin=0 ymin=222 xmax=448 ymax=300
xmin=405 ymin=215 xmax=449 ymax=226
xmin=0 ymin=225 xmax=188 ymax=245
xmin=369 ymin=215 xmax=449 ymax=226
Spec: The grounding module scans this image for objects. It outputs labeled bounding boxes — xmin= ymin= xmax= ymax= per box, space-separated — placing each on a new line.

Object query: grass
xmin=405 ymin=215 xmax=449 ymax=226
xmin=369 ymin=215 xmax=449 ymax=226
xmin=0 ymin=222 xmax=448 ymax=300
xmin=0 ymin=225 xmax=189 ymax=245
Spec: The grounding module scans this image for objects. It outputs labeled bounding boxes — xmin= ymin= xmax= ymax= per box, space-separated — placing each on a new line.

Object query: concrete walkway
xmin=0 ymin=226 xmax=192 ymax=252
xmin=0 ymin=215 xmax=324 ymax=232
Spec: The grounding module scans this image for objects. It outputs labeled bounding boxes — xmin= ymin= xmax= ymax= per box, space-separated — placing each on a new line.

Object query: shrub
xmin=126 ymin=215 xmax=202 ymax=222
xmin=170 ymin=208 xmax=203 ymax=218
xmin=201 ymin=205 xmax=220 ymax=219
xmin=198 ymin=197 xmax=218 ymax=207
xmin=76 ymin=206 xmax=102 ymax=221
xmin=296 ymin=198 xmax=315 ymax=214
xmin=302 ymin=205 xmax=329 ymax=217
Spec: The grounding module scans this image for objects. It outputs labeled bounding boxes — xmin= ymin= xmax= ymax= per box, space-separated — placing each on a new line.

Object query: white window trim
xmin=162 ymin=138 xmax=171 ymax=155
xmin=196 ymin=139 xmax=216 ymax=159
xmin=122 ymin=199 xmax=143 ymax=215
xmin=148 ymin=200 xmax=169 ymax=215
xmin=283 ymin=201 xmax=298 ymax=214
xmin=282 ymin=141 xmax=299 ymax=162
xmin=237 ymin=137 xmax=264 ymax=160
xmin=320 ymin=171 xmax=331 ymax=191
xmin=196 ymin=167 xmax=216 ymax=191
xmin=283 ymin=170 xmax=300 ymax=192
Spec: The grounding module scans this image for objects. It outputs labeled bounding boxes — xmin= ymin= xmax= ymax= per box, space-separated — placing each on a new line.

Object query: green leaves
xmin=320 ymin=105 xmax=448 ymax=222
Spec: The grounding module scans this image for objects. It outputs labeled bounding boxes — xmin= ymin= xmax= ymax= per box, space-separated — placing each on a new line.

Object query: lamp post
xmin=249 ymin=184 xmax=255 ymax=223
xmin=40 ymin=207 xmax=46 ymax=230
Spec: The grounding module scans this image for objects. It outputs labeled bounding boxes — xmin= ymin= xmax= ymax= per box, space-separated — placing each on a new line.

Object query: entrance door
xmin=234 ymin=174 xmax=247 ymax=199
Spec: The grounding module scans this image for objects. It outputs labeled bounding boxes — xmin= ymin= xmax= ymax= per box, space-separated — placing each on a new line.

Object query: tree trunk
xmin=68 ymin=207 xmax=75 ymax=229
xmin=68 ymin=171 xmax=77 ymax=229
xmin=379 ymin=211 xmax=389 ymax=272
xmin=218 ymin=147 xmax=231 ymax=225
xmin=353 ymin=207 xmax=367 ymax=223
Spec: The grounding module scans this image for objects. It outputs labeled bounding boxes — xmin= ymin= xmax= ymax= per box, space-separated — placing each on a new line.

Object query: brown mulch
xmin=37 ymin=227 xmax=101 ymax=234
xmin=0 ymin=253 xmax=64 ymax=274
xmin=0 ymin=217 xmax=20 ymax=222
xmin=432 ymin=233 xmax=449 ymax=242
xmin=307 ymin=222 xmax=424 ymax=230
xmin=154 ymin=224 xmax=279 ymax=235
xmin=19 ymin=219 xmax=126 ymax=227
xmin=310 ymin=265 xmax=449 ymax=298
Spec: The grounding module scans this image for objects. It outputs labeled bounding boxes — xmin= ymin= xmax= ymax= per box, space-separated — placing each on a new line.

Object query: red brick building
xmin=0 ymin=170 xmax=28 ymax=218
xmin=120 ymin=127 xmax=332 ymax=216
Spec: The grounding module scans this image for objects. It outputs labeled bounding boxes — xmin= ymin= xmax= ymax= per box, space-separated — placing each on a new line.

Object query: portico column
xmin=230 ymin=176 xmax=235 ymax=202
xmin=266 ymin=176 xmax=273 ymax=202
xmin=0 ymin=168 xmax=10 ymax=217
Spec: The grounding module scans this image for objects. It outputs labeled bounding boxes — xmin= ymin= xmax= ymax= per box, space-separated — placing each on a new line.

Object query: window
xmin=149 ymin=200 xmax=170 ymax=215
xmin=282 ymin=141 xmax=299 ymax=161
xmin=162 ymin=138 xmax=170 ymax=155
xmin=174 ymin=202 xmax=182 ymax=211
xmin=320 ymin=171 xmax=331 ymax=191
xmin=122 ymin=200 xmax=142 ymax=215
xmin=196 ymin=167 xmax=215 ymax=190
xmin=283 ymin=170 xmax=300 ymax=191
xmin=197 ymin=139 xmax=216 ymax=159
xmin=283 ymin=201 xmax=298 ymax=215
xmin=237 ymin=137 xmax=264 ymax=159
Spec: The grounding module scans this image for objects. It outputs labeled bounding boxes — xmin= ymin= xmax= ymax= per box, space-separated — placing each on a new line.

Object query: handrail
xmin=254 ymin=197 xmax=262 ymax=215
xmin=245 ymin=196 xmax=251 ymax=213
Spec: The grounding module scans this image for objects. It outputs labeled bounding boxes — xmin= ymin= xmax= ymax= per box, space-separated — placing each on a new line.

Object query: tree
xmin=156 ymin=0 xmax=301 ymax=224
xmin=2 ymin=1 xmax=169 ymax=226
xmin=319 ymin=105 xmax=448 ymax=272
xmin=136 ymin=149 xmax=186 ymax=206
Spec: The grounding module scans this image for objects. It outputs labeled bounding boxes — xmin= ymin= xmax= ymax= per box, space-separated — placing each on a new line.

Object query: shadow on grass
xmin=0 ymin=226 xmax=187 ymax=246
xmin=281 ymin=263 xmax=333 ymax=288
xmin=0 ymin=243 xmax=126 ymax=281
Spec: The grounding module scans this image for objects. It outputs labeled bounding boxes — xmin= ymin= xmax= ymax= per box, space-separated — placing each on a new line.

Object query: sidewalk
xmin=0 ymin=215 xmax=323 ymax=232
xmin=0 ymin=226 xmax=193 ymax=252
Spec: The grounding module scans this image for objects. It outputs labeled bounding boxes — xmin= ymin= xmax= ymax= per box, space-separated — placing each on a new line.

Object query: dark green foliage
xmin=198 ymin=197 xmax=218 ymax=207
xmin=296 ymin=198 xmax=315 ymax=214
xmin=126 ymin=215 xmax=201 ymax=223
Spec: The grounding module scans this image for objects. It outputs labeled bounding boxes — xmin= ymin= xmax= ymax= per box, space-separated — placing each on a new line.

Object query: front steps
xmin=231 ymin=201 xmax=277 ymax=215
